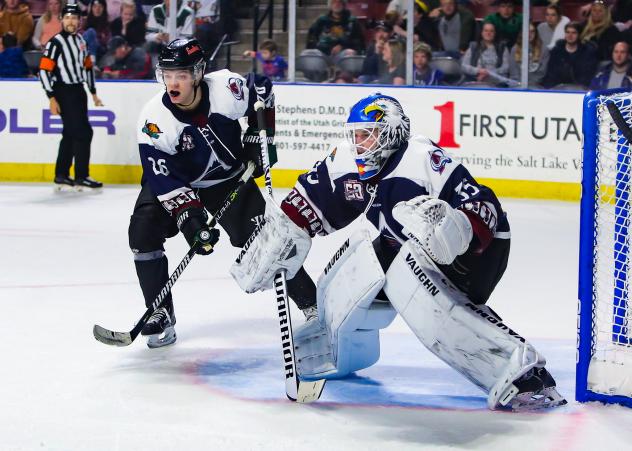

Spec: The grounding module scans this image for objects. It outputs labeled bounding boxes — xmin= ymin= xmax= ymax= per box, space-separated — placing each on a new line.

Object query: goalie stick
xmin=254 ymin=101 xmax=326 ymax=403
xmin=607 ymin=101 xmax=632 ymax=144
xmin=93 ymin=162 xmax=256 ymax=347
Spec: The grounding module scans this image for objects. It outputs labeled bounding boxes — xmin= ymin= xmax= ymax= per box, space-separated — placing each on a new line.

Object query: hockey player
xmin=231 ymin=93 xmax=567 ymax=411
xmin=130 ymin=38 xmax=317 ymax=348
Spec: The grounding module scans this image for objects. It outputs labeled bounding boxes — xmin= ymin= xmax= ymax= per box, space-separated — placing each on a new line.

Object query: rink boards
xmin=0 ymin=79 xmax=583 ymax=200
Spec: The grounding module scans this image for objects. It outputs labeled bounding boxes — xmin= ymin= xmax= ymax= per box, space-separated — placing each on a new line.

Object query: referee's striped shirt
xmin=39 ymin=30 xmax=96 ymax=98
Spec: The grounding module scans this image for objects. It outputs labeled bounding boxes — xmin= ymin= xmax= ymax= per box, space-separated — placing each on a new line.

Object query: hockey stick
xmin=254 ymin=101 xmax=326 ymax=403
xmin=607 ymin=101 xmax=632 ymax=144
xmin=93 ymin=162 xmax=256 ymax=347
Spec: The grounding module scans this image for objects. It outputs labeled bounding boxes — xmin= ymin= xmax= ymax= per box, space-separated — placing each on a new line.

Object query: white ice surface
xmin=1 ymin=184 xmax=631 ymax=451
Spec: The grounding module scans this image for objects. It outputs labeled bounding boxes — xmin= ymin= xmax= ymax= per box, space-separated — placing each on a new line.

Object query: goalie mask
xmin=344 ymin=93 xmax=410 ymax=180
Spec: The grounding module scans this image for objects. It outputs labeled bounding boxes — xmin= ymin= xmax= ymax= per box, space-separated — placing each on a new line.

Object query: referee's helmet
xmin=61 ymin=3 xmax=81 ymax=16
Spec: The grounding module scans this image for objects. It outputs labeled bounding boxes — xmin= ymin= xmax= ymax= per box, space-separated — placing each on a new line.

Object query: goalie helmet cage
xmin=578 ymin=88 xmax=632 ymax=408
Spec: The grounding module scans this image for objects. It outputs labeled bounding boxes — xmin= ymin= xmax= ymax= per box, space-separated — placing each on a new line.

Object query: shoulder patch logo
xmin=181 ymin=133 xmax=195 ymax=151
xmin=429 ymin=149 xmax=452 ymax=175
xmin=344 ymin=179 xmax=364 ymax=201
xmin=142 ymin=120 xmax=162 ymax=139
xmin=228 ymin=77 xmax=244 ymax=100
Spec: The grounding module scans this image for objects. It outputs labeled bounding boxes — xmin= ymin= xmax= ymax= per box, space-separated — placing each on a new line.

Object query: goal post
xmin=578 ymin=88 xmax=632 ymax=408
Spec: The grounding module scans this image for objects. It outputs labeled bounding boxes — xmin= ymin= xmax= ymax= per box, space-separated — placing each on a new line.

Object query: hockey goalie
xmin=230 ymin=93 xmax=567 ymax=411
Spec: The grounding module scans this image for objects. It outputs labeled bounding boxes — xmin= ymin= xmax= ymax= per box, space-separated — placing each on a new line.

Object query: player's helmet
xmin=344 ymin=93 xmax=410 ymax=180
xmin=61 ymin=3 xmax=81 ymax=17
xmin=156 ymin=38 xmax=206 ymax=83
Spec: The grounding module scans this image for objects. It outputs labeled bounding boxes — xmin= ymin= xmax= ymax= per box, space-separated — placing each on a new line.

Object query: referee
xmin=39 ymin=3 xmax=104 ymax=190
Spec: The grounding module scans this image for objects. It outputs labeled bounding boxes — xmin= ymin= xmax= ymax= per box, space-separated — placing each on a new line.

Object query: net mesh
xmin=589 ymin=92 xmax=632 ymax=396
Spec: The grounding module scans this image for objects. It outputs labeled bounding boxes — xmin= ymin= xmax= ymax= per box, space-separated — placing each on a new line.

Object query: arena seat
xmin=430 ymin=56 xmax=463 ymax=85
xmin=336 ymin=55 xmax=366 ymax=77
xmin=297 ymin=51 xmax=330 ymax=82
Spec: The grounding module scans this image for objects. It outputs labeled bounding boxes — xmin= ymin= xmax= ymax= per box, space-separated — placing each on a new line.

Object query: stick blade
xmin=93 ymin=324 xmax=133 ymax=347
xmin=296 ymin=380 xmax=326 ymax=403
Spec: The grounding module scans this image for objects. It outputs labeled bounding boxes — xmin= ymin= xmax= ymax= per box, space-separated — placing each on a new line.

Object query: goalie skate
xmin=500 ymin=367 xmax=568 ymax=412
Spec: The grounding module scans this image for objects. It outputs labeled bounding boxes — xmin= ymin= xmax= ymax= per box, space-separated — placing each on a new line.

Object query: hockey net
xmin=578 ymin=89 xmax=632 ymax=407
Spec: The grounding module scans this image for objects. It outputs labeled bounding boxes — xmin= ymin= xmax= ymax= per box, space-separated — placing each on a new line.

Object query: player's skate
xmin=502 ymin=367 xmax=567 ymax=411
xmin=141 ymin=307 xmax=177 ymax=348
xmin=74 ymin=177 xmax=103 ymax=191
xmin=54 ymin=175 xmax=75 ymax=192
xmin=302 ymin=305 xmax=318 ymax=322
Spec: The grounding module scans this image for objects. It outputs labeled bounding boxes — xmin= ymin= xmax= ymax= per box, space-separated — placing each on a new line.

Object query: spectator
xmin=384 ymin=10 xmax=401 ymax=30
xmin=306 ymin=0 xmax=364 ymax=57
xmin=146 ymin=0 xmax=194 ymax=52
xmin=509 ymin=23 xmax=549 ymax=86
xmin=101 ymin=36 xmax=151 ymax=79
xmin=589 ymin=41 xmax=632 ymax=89
xmin=393 ymin=0 xmax=442 ymax=50
xmin=0 ymin=0 xmax=34 ymax=47
xmin=537 ymin=3 xmax=570 ymax=50
xmin=377 ymin=38 xmax=406 ymax=85
xmin=434 ymin=0 xmax=475 ymax=56
xmin=192 ymin=0 xmax=221 ymax=51
xmin=581 ymin=0 xmax=621 ymax=61
xmin=484 ymin=0 xmax=522 ymax=48
xmin=243 ymin=39 xmax=287 ymax=81
xmin=332 ymin=69 xmax=356 ymax=83
xmin=613 ymin=0 xmax=632 ymax=32
xmin=542 ymin=22 xmax=598 ymax=89
xmin=359 ymin=20 xmax=392 ymax=83
xmin=83 ymin=0 xmax=111 ymax=62
xmin=32 ymin=0 xmax=62 ymax=50
xmin=139 ymin=0 xmax=161 ymax=17
xmin=0 ymin=32 xmax=28 ymax=77
xmin=413 ymin=41 xmax=443 ymax=85
xmin=387 ymin=0 xmax=439 ymax=16
xmin=110 ymin=0 xmax=146 ymax=46
xmin=107 ymin=0 xmax=122 ymax=21
xmin=461 ymin=21 xmax=510 ymax=85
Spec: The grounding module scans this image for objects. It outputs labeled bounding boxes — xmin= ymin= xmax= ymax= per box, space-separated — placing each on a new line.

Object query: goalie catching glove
xmin=242 ymin=127 xmax=278 ymax=178
xmin=392 ymin=195 xmax=472 ymax=265
xmin=230 ymin=194 xmax=311 ymax=292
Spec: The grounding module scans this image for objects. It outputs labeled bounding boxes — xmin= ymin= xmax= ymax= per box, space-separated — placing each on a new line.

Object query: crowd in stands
xmin=292 ymin=0 xmax=632 ymax=90
xmin=2 ymin=0 xmax=632 ymax=91
xmin=0 ymin=0 xmax=235 ymax=79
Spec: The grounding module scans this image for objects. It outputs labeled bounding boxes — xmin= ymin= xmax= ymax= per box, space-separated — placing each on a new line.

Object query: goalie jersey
xmin=136 ymin=69 xmax=273 ymax=212
xmin=282 ymin=135 xmax=510 ymax=258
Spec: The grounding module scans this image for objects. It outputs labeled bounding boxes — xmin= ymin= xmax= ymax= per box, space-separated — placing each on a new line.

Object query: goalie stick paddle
xmin=254 ymin=101 xmax=326 ymax=403
xmin=93 ymin=162 xmax=256 ymax=347
xmin=607 ymin=101 xmax=632 ymax=144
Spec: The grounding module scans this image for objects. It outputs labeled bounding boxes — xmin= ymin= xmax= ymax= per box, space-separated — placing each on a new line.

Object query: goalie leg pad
xmin=294 ymin=229 xmax=397 ymax=380
xmin=383 ymin=242 xmax=545 ymax=410
xmin=230 ymin=193 xmax=311 ymax=293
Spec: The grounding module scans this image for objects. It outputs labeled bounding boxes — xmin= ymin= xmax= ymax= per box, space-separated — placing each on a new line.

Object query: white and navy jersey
xmin=137 ymin=69 xmax=273 ymax=213
xmin=282 ymin=135 xmax=510 ymax=253
xmin=39 ymin=31 xmax=96 ymax=97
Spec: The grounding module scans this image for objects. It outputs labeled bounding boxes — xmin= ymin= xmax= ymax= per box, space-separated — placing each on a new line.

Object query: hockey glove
xmin=392 ymin=196 xmax=472 ymax=265
xmin=176 ymin=207 xmax=220 ymax=255
xmin=242 ymin=126 xmax=278 ymax=178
